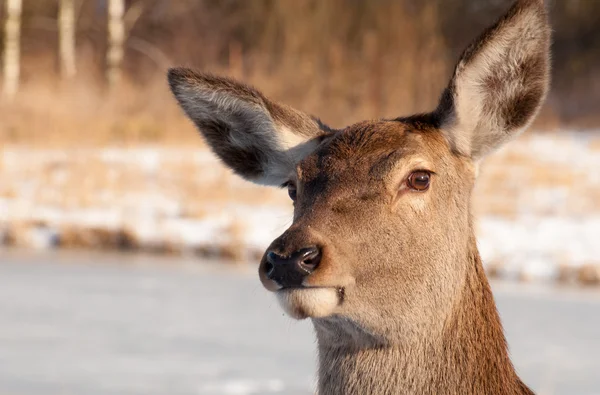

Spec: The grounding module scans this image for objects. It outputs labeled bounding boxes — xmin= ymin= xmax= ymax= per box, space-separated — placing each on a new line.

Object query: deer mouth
xmin=276 ymin=286 xmax=344 ymax=320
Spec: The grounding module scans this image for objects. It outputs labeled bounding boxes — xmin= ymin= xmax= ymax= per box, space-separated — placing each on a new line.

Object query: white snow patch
xmin=478 ymin=216 xmax=600 ymax=282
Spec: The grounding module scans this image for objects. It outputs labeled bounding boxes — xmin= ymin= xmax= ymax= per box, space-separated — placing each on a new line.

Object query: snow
xmin=478 ymin=216 xmax=600 ymax=267
xmin=198 ymin=379 xmax=286 ymax=394
xmin=1 ymin=253 xmax=599 ymax=394
xmin=1 ymin=131 xmax=599 ymax=285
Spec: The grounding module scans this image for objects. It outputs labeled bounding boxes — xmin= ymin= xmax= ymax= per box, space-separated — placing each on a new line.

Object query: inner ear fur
xmin=168 ymin=68 xmax=330 ymax=186
xmin=435 ymin=0 xmax=551 ymax=160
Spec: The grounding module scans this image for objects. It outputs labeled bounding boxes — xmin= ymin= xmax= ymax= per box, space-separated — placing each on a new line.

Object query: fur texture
xmin=168 ymin=69 xmax=330 ymax=185
xmin=436 ymin=0 xmax=551 ymax=160
xmin=167 ymin=0 xmax=551 ymax=394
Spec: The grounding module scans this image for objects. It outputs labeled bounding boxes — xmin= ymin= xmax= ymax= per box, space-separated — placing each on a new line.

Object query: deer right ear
xmin=436 ymin=0 xmax=551 ymax=161
xmin=168 ymin=68 xmax=330 ymax=186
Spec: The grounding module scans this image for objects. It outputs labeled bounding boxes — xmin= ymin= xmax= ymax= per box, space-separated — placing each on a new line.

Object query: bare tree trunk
xmin=2 ymin=0 xmax=22 ymax=99
xmin=59 ymin=0 xmax=77 ymax=79
xmin=107 ymin=0 xmax=125 ymax=88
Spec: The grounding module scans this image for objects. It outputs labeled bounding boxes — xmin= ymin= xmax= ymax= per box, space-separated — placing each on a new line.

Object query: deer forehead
xmin=296 ymin=122 xmax=453 ymax=186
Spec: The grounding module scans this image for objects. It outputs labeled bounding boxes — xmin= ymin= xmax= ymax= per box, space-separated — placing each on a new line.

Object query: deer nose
xmin=264 ymin=246 xmax=321 ymax=288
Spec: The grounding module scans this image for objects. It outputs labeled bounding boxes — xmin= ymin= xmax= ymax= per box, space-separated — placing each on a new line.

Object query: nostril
xmin=264 ymin=252 xmax=277 ymax=278
xmin=264 ymin=260 xmax=274 ymax=277
xmin=298 ymin=247 xmax=321 ymax=272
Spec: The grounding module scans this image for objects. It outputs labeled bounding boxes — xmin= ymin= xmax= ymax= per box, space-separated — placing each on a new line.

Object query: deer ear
xmin=168 ymin=68 xmax=330 ymax=186
xmin=436 ymin=0 xmax=551 ymax=160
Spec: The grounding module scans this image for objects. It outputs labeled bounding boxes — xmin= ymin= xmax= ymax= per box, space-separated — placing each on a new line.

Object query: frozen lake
xmin=0 ymin=250 xmax=599 ymax=395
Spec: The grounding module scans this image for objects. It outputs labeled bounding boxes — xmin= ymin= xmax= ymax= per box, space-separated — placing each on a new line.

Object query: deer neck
xmin=313 ymin=236 xmax=533 ymax=395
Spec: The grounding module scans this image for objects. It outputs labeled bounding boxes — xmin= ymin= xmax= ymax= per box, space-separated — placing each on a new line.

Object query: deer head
xmin=169 ymin=0 xmax=550 ymax=392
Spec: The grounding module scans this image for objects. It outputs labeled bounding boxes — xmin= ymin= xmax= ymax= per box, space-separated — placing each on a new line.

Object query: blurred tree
xmin=2 ymin=0 xmax=22 ymax=99
xmin=0 ymin=0 xmax=598 ymax=126
xmin=59 ymin=0 xmax=77 ymax=79
xmin=548 ymin=0 xmax=600 ymax=122
xmin=107 ymin=0 xmax=124 ymax=87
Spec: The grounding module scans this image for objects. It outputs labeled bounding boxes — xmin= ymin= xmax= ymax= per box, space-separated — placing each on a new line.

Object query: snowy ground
xmin=473 ymin=131 xmax=600 ymax=284
xmin=0 ymin=250 xmax=599 ymax=395
xmin=1 ymin=131 xmax=599 ymax=285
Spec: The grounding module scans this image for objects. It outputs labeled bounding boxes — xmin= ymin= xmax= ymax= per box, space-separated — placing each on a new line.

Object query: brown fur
xmin=314 ymin=233 xmax=533 ymax=395
xmin=168 ymin=1 xmax=550 ymax=394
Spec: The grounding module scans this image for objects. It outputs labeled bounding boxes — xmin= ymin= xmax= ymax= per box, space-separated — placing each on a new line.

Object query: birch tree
xmin=2 ymin=0 xmax=22 ymax=99
xmin=59 ymin=0 xmax=77 ymax=79
xmin=107 ymin=0 xmax=125 ymax=88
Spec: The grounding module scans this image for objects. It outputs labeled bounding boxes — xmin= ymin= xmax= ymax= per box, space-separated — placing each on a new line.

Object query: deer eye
xmin=286 ymin=182 xmax=297 ymax=201
xmin=407 ymin=171 xmax=431 ymax=191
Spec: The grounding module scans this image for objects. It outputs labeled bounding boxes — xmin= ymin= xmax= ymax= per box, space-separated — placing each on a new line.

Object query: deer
xmin=167 ymin=0 xmax=550 ymax=393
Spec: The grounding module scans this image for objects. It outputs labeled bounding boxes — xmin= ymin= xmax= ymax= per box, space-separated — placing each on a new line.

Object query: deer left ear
xmin=436 ymin=0 xmax=551 ymax=160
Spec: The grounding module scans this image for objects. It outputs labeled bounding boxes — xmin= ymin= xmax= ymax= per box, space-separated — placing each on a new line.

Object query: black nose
xmin=264 ymin=246 xmax=321 ymax=288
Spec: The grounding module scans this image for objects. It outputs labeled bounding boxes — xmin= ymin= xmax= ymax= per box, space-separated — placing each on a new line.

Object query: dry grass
xmin=556 ymin=263 xmax=578 ymax=284
xmin=3 ymin=221 xmax=56 ymax=248
xmin=555 ymin=262 xmax=600 ymax=287
xmin=0 ymin=220 xmax=266 ymax=263
xmin=473 ymin=134 xmax=600 ymax=219
xmin=58 ymin=226 xmax=138 ymax=250
xmin=484 ymin=260 xmax=503 ymax=279
xmin=0 ymin=145 xmax=288 ymax=264
xmin=577 ymin=264 xmax=600 ymax=286
xmin=0 ymin=71 xmax=565 ymax=147
xmin=0 ymin=76 xmax=202 ymax=147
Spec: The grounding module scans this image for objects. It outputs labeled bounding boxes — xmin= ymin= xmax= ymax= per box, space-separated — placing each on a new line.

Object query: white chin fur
xmin=276 ymin=288 xmax=339 ymax=320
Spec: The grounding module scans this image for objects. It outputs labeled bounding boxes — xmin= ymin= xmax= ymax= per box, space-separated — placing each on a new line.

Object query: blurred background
xmin=0 ymin=1 xmax=599 ymax=394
